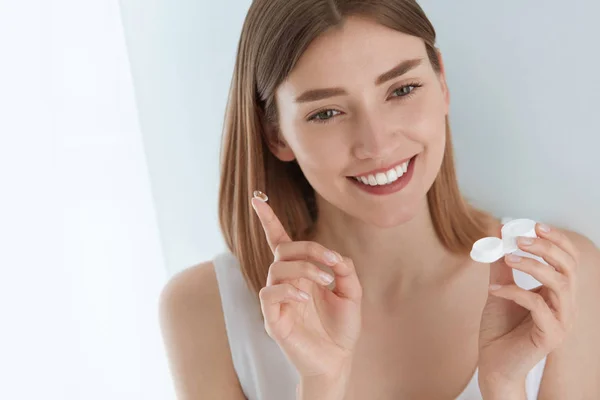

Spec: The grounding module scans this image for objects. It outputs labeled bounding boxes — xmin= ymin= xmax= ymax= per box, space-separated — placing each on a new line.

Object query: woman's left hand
xmin=477 ymin=222 xmax=580 ymax=391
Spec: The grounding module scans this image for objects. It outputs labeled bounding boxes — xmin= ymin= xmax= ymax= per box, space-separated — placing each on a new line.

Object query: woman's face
xmin=271 ymin=16 xmax=450 ymax=228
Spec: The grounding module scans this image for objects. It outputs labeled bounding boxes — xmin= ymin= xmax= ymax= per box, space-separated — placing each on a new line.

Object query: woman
xmin=159 ymin=0 xmax=600 ymax=399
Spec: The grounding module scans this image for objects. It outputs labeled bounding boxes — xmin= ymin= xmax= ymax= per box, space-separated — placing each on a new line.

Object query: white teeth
xmin=386 ymin=168 xmax=398 ymax=183
xmin=395 ymin=165 xmax=404 ymax=177
xmin=375 ymin=172 xmax=387 ymax=185
xmin=353 ymin=158 xmax=412 ymax=187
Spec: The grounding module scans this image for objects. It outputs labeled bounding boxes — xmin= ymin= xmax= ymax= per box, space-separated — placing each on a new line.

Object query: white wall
xmin=419 ymin=0 xmax=600 ymax=242
xmin=122 ymin=0 xmax=599 ymax=276
xmin=0 ymin=1 xmax=175 ymax=398
xmin=119 ymin=0 xmax=253 ymax=275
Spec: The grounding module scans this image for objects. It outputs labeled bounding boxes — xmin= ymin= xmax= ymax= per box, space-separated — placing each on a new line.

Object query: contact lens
xmin=253 ymin=190 xmax=268 ymax=202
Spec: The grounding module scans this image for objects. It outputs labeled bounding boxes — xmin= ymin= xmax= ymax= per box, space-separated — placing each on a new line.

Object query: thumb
xmin=489 ymin=259 xmax=515 ymax=286
xmin=488 ymin=223 xmax=515 ymax=286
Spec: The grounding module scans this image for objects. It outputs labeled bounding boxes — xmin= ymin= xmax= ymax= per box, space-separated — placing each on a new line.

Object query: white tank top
xmin=213 ymin=220 xmax=547 ymax=399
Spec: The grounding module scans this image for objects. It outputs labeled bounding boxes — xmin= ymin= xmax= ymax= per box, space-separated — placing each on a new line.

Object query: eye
xmin=306 ymin=81 xmax=423 ymax=125
xmin=390 ymin=82 xmax=422 ymax=99
xmin=307 ymin=109 xmax=341 ymax=124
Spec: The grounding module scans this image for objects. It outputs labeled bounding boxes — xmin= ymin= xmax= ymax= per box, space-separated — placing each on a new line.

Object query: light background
xmin=2 ymin=2 xmax=597 ymax=399
xmin=120 ymin=0 xmax=600 ymax=275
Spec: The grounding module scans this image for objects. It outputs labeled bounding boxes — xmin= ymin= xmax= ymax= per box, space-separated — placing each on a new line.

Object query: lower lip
xmin=347 ymin=155 xmax=417 ymax=196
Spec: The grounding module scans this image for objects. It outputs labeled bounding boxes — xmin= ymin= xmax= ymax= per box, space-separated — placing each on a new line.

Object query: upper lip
xmin=350 ymin=155 xmax=415 ymax=177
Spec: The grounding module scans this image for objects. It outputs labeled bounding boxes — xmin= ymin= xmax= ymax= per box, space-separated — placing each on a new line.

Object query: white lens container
xmin=470 ymin=218 xmax=545 ymax=264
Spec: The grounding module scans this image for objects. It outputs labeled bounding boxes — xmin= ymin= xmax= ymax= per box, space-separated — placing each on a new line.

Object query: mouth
xmin=346 ymin=154 xmax=417 ymax=196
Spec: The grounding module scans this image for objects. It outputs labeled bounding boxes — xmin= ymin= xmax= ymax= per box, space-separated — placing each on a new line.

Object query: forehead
xmin=278 ymin=16 xmax=428 ymax=98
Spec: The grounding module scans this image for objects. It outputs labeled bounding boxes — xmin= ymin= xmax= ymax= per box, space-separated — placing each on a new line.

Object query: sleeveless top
xmin=213 ymin=219 xmax=548 ymax=400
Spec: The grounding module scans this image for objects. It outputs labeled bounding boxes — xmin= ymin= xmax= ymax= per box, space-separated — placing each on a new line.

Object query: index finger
xmin=251 ymin=192 xmax=292 ymax=254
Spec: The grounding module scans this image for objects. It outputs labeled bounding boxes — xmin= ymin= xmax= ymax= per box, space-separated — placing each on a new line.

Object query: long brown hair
xmin=218 ymin=0 xmax=493 ymax=295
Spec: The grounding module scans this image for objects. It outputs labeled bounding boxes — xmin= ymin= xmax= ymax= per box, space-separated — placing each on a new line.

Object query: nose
xmin=352 ymin=110 xmax=401 ymax=161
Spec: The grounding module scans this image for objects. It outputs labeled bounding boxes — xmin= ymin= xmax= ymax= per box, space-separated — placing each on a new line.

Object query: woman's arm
xmin=537 ymin=231 xmax=600 ymax=399
xmin=159 ymin=262 xmax=246 ymax=400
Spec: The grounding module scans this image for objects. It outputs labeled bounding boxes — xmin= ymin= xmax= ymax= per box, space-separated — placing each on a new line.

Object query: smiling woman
xmin=218 ymin=0 xmax=488 ymax=303
xmin=157 ymin=0 xmax=600 ymax=399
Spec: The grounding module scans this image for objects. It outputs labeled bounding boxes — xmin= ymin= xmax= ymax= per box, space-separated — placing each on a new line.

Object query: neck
xmin=309 ymin=195 xmax=468 ymax=304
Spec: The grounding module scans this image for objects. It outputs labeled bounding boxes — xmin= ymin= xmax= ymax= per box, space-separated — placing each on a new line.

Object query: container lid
xmin=501 ymin=218 xmax=537 ymax=253
xmin=470 ymin=236 xmax=504 ymax=263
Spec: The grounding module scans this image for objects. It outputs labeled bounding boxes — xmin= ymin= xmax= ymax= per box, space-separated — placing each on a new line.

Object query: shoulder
xmin=563 ymin=229 xmax=600 ymax=263
xmin=160 ymin=261 xmax=221 ymax=314
xmin=558 ymin=228 xmax=600 ymax=284
xmin=159 ymin=261 xmax=246 ymax=399
xmin=538 ymin=227 xmax=600 ymax=398
xmin=560 ymin=228 xmax=600 ymax=318
xmin=553 ymin=227 xmax=600 ymax=310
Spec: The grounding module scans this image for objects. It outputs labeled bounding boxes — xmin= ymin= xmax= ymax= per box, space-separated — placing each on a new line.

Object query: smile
xmin=346 ymin=155 xmax=417 ymax=196
xmin=353 ymin=158 xmax=411 ymax=186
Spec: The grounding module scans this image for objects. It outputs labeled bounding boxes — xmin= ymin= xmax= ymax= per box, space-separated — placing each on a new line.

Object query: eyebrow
xmin=294 ymin=57 xmax=424 ymax=103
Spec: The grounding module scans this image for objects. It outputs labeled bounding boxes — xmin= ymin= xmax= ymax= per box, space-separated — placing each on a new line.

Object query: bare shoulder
xmin=561 ymin=228 xmax=600 ymax=322
xmin=159 ymin=261 xmax=246 ymax=400
xmin=560 ymin=228 xmax=600 ymax=286
xmin=539 ymin=227 xmax=600 ymax=399
xmin=562 ymin=229 xmax=600 ymax=263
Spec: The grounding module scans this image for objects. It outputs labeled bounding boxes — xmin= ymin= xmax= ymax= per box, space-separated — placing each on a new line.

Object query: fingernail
xmin=489 ymin=284 xmax=503 ymax=290
xmin=538 ymin=223 xmax=551 ymax=233
xmin=297 ymin=290 xmax=310 ymax=301
xmin=253 ymin=190 xmax=268 ymax=202
xmin=319 ymin=271 xmax=335 ymax=285
xmin=324 ymin=250 xmax=338 ymax=265
xmin=507 ymin=254 xmax=522 ymax=263
xmin=518 ymin=237 xmax=534 ymax=246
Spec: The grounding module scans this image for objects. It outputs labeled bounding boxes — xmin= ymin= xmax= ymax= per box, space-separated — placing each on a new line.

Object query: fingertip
xmin=297 ymin=290 xmax=310 ymax=301
xmin=253 ymin=190 xmax=269 ymax=202
xmin=537 ymin=222 xmax=551 ymax=234
xmin=333 ymin=251 xmax=343 ymax=263
xmin=251 ymin=197 xmax=265 ymax=215
xmin=251 ymin=191 xmax=269 ymax=214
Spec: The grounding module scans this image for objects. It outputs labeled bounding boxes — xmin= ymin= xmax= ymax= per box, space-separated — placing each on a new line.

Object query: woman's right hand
xmin=251 ymin=195 xmax=363 ymax=390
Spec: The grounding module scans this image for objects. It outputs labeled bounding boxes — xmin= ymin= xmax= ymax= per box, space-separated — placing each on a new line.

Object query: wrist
xmin=297 ymin=363 xmax=352 ymax=400
xmin=298 ymin=377 xmax=347 ymax=400
xmin=479 ymin=375 xmax=527 ymax=400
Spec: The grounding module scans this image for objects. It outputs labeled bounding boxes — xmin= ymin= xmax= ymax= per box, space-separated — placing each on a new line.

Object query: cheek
xmin=297 ymin=140 xmax=343 ymax=174
xmin=411 ymin=96 xmax=447 ymax=186
xmin=397 ymin=93 xmax=447 ymax=144
xmin=285 ymin=124 xmax=344 ymax=173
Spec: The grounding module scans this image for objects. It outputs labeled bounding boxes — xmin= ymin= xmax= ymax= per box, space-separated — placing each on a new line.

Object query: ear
xmin=435 ymin=49 xmax=450 ymax=115
xmin=263 ymin=121 xmax=296 ymax=162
